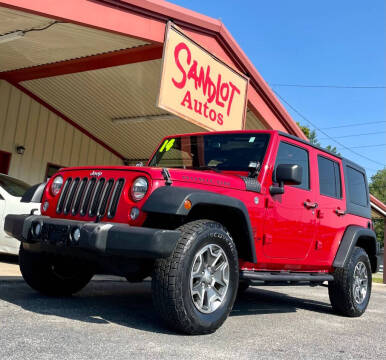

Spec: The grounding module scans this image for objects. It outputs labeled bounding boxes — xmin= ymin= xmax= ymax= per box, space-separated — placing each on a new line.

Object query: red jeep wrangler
xmin=5 ymin=130 xmax=378 ymax=334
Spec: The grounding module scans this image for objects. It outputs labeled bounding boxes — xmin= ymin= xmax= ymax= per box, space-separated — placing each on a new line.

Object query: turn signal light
xmin=184 ymin=199 xmax=192 ymax=210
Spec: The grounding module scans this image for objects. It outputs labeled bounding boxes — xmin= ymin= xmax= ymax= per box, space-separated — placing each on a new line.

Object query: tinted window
xmin=347 ymin=167 xmax=368 ymax=206
xmin=149 ymin=133 xmax=270 ymax=172
xmin=275 ymin=142 xmax=309 ymax=190
xmin=318 ymin=156 xmax=342 ymax=198
xmin=0 ymin=174 xmax=30 ymax=197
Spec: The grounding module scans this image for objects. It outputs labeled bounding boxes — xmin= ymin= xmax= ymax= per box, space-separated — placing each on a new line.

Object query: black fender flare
xmin=142 ymin=186 xmax=256 ymax=262
xmin=333 ymin=225 xmax=378 ymax=272
xmin=20 ymin=182 xmax=47 ymax=203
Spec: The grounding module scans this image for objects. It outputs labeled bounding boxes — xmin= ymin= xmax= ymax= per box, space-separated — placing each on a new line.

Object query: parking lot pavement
xmin=0 ymin=274 xmax=384 ymax=360
xmin=0 ymin=255 xmax=20 ymax=279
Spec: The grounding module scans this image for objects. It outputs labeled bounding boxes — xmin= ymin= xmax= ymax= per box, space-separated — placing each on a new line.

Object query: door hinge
xmin=265 ymin=198 xmax=274 ymax=208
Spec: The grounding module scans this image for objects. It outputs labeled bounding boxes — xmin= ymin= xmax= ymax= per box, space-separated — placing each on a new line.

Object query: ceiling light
xmin=111 ymin=113 xmax=175 ymax=124
xmin=16 ymin=145 xmax=26 ymax=155
xmin=0 ymin=31 xmax=24 ymax=44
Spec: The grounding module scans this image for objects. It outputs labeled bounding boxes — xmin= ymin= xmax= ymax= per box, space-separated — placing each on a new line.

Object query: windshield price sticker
xmin=159 ymin=138 xmax=176 ymax=152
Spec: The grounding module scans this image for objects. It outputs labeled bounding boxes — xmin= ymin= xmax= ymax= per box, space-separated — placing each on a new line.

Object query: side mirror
xmin=276 ymin=164 xmax=302 ymax=185
xmin=270 ymin=164 xmax=302 ymax=195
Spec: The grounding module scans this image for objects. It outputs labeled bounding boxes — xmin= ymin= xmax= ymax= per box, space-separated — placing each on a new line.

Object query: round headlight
xmin=131 ymin=177 xmax=148 ymax=201
xmin=51 ymin=175 xmax=63 ymax=196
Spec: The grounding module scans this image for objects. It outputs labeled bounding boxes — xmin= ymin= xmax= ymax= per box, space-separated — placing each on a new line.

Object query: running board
xmin=240 ymin=270 xmax=334 ymax=283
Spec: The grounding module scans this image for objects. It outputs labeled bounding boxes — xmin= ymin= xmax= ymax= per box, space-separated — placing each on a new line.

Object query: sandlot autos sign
xmin=157 ymin=23 xmax=249 ymax=131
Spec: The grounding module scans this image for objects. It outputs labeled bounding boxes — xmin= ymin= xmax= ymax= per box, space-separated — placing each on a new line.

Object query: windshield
xmin=0 ymin=174 xmax=31 ymax=197
xmin=149 ymin=133 xmax=270 ymax=172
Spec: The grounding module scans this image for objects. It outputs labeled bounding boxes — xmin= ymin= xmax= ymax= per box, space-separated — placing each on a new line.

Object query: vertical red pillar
xmin=383 ymin=222 xmax=385 ymax=284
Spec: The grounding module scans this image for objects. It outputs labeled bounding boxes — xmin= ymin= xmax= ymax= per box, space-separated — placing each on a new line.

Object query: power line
xmin=273 ymin=89 xmax=386 ymax=167
xmin=342 ymin=144 xmax=386 ymax=149
xmin=270 ymin=83 xmax=386 ymax=89
xmin=319 ymin=131 xmax=386 ymax=140
xmin=365 ymin=167 xmax=382 ymax=173
xmin=321 ymin=121 xmax=386 ymax=130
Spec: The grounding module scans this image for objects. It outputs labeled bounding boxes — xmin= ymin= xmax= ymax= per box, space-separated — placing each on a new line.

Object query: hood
xmin=163 ymin=168 xmax=247 ymax=191
xmin=58 ymin=166 xmax=247 ymax=191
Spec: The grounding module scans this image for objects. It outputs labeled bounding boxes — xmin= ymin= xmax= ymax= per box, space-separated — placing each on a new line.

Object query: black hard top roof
xmin=277 ymin=131 xmax=367 ymax=175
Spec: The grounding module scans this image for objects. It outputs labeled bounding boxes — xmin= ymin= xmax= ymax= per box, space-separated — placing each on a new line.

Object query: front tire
xmin=152 ymin=220 xmax=239 ymax=335
xmin=328 ymin=246 xmax=372 ymax=317
xmin=19 ymin=246 xmax=93 ymax=296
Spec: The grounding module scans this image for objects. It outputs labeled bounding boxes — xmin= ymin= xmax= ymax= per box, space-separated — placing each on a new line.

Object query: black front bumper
xmin=4 ymin=214 xmax=180 ymax=259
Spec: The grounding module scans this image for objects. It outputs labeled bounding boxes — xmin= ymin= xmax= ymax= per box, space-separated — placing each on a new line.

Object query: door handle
xmin=304 ymin=201 xmax=318 ymax=209
xmin=335 ymin=209 xmax=346 ymax=216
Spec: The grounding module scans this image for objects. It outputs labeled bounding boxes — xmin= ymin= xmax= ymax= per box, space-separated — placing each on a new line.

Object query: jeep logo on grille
xmin=90 ymin=171 xmax=102 ymax=177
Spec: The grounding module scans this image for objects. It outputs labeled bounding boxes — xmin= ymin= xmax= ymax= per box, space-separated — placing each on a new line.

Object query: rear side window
xmin=275 ymin=141 xmax=309 ymax=190
xmin=347 ymin=167 xmax=368 ymax=206
xmin=317 ymin=156 xmax=342 ymax=198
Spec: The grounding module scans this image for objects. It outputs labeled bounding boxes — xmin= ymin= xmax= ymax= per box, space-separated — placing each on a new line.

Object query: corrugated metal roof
xmin=0 ymin=7 xmax=50 ymax=34
xmin=22 ymin=59 xmax=265 ymax=160
xmin=245 ymin=110 xmax=265 ymax=130
xmin=22 ymin=60 xmax=202 ymax=159
xmin=0 ymin=7 xmax=147 ymax=72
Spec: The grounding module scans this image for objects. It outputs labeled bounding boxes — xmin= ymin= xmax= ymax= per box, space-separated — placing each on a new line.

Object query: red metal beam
xmin=370 ymin=194 xmax=386 ymax=214
xmin=0 ymin=44 xmax=163 ymax=83
xmin=8 ymin=80 xmax=125 ymax=161
xmin=0 ymin=0 xmax=165 ymax=43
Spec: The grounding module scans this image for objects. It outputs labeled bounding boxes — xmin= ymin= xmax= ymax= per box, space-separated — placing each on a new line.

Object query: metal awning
xmin=0 ymin=0 xmax=303 ymax=162
xmin=0 ymin=7 xmax=147 ymax=72
xmin=20 ymin=59 xmax=264 ymax=159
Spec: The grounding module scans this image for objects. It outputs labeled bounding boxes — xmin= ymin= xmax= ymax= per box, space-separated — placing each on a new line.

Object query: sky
xmin=169 ymin=0 xmax=385 ymax=179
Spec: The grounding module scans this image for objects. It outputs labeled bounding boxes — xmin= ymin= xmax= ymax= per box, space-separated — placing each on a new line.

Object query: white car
xmin=0 ymin=174 xmax=41 ymax=255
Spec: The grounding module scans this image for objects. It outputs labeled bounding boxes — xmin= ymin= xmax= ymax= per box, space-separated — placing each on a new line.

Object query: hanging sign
xmin=157 ymin=22 xmax=249 ymax=131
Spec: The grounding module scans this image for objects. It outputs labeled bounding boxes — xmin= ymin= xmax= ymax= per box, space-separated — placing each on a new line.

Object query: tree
xmin=369 ymin=168 xmax=386 ymax=248
xmin=297 ymin=122 xmax=341 ymax=155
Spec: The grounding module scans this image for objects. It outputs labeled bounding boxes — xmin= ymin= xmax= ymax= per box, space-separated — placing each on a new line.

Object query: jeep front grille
xmin=56 ymin=177 xmax=124 ymax=218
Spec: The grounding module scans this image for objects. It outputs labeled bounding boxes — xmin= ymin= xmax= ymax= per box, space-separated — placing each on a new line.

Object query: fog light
xmin=130 ymin=207 xmax=140 ymax=220
xmin=32 ymin=222 xmax=42 ymax=237
xmin=72 ymin=227 xmax=81 ymax=243
xmin=42 ymin=201 xmax=49 ymax=212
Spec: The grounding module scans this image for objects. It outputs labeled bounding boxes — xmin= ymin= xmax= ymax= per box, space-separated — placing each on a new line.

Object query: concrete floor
xmin=0 ymin=255 xmax=385 ymax=360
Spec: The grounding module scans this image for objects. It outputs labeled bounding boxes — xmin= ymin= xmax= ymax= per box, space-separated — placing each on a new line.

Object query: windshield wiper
xmin=194 ymin=166 xmax=221 ymax=173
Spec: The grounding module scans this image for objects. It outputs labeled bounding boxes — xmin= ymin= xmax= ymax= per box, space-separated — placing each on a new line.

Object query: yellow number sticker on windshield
xmin=159 ymin=138 xmax=175 ymax=153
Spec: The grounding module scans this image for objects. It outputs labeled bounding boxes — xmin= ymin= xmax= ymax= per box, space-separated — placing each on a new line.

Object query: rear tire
xmin=152 ymin=220 xmax=239 ymax=335
xmin=328 ymin=246 xmax=372 ymax=317
xmin=19 ymin=246 xmax=93 ymax=296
